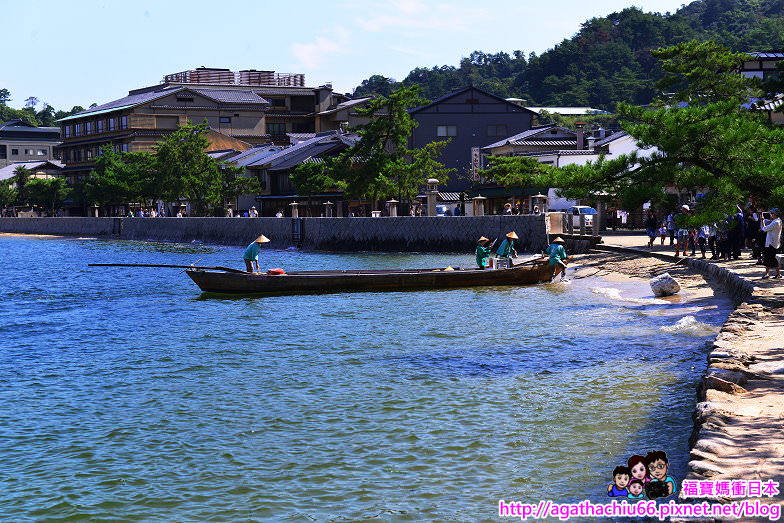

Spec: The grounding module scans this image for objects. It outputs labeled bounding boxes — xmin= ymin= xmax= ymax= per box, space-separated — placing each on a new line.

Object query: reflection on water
xmin=0 ymin=236 xmax=734 ymax=521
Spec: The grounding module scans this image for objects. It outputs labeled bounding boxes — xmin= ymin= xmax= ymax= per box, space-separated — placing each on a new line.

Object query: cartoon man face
xmin=649 ymin=459 xmax=668 ymax=480
xmin=628 ymin=481 xmax=644 ymax=497
xmin=614 ymin=473 xmax=630 ymax=489
xmin=631 ymin=462 xmax=647 ymax=480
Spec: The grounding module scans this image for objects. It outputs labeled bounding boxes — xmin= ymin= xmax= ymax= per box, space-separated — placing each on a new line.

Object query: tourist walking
xmin=666 ymin=212 xmax=676 ymax=246
xmin=475 ymin=236 xmax=493 ymax=269
xmin=645 ymin=210 xmax=657 ymax=248
xmin=674 ymin=205 xmax=691 ymax=257
xmin=760 ymin=208 xmax=782 ymax=279
xmin=249 ymin=206 xmax=259 ymax=218
xmin=243 ymin=234 xmax=271 ymax=273
xmin=497 ymin=232 xmax=518 ymax=259
xmin=503 ymin=203 xmax=513 ymax=215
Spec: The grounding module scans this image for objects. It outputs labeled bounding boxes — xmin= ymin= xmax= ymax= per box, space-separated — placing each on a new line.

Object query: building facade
xmin=408 ymin=86 xmax=536 ymax=192
xmin=56 ymin=67 xmax=358 ymax=186
xmin=0 ymin=120 xmax=61 ymax=168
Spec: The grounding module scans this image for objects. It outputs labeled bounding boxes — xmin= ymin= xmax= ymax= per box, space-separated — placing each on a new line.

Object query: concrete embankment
xmin=0 ymin=215 xmax=593 ymax=253
xmin=597 ymin=237 xmax=784 ymax=515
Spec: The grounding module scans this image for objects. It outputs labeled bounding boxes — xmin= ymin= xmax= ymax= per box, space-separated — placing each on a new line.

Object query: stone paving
xmin=600 ymin=231 xmax=784 ymax=520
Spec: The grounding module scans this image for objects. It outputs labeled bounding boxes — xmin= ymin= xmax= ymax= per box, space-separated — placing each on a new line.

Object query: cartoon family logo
xmin=607 ymin=450 xmax=677 ymax=500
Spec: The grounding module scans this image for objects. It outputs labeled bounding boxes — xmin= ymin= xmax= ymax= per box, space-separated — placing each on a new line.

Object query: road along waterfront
xmin=0 ymin=235 xmax=733 ymax=521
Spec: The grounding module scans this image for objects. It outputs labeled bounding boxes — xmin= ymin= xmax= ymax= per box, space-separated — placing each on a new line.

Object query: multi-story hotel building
xmin=57 ymin=67 xmax=357 ymax=184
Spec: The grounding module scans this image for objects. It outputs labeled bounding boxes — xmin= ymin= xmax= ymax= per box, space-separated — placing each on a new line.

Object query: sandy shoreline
xmin=581 ymin=247 xmax=784 ymax=520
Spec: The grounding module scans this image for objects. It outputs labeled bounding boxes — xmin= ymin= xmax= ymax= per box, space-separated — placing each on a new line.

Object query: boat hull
xmin=186 ymin=259 xmax=553 ymax=295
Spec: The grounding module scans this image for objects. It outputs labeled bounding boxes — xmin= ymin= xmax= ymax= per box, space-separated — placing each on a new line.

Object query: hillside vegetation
xmin=353 ymin=0 xmax=784 ymax=109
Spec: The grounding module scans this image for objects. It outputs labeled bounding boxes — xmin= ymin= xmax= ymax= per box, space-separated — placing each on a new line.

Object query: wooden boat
xmin=185 ymin=257 xmax=552 ymax=295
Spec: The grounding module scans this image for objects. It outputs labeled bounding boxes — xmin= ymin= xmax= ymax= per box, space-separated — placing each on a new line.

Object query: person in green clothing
xmin=496 ymin=231 xmax=518 ymax=259
xmin=475 ymin=236 xmax=493 ymax=269
xmin=243 ymin=234 xmax=271 ymax=272
xmin=546 ymin=236 xmax=568 ymax=281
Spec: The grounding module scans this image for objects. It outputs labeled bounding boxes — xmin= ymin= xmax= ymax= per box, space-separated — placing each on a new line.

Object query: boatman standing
xmin=475 ymin=236 xmax=493 ymax=269
xmin=243 ymin=235 xmax=271 ymax=273
xmin=546 ymin=236 xmax=569 ymax=281
xmin=497 ymin=232 xmax=518 ymax=259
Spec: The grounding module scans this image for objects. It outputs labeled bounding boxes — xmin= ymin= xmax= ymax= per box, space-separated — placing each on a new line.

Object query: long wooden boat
xmin=185 ymin=257 xmax=552 ymax=295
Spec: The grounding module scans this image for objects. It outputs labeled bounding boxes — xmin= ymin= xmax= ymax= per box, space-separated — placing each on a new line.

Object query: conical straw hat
xmin=506 ymin=232 xmax=519 ymax=240
xmin=478 ymin=236 xmax=489 ymax=243
xmin=255 ymin=234 xmax=271 ymax=243
xmin=553 ymin=236 xmax=565 ymax=243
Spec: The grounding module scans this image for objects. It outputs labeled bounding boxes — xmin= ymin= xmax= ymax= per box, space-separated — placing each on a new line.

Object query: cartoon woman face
xmin=631 ymin=461 xmax=647 ymax=480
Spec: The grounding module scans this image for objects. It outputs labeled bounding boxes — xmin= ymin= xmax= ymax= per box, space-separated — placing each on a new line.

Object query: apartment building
xmin=0 ymin=120 xmax=61 ymax=168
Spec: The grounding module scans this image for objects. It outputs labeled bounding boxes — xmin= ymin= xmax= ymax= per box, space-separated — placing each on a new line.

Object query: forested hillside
xmin=353 ymin=0 xmax=784 ymax=109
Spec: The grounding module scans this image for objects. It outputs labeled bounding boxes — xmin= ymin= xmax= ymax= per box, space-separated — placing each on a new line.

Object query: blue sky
xmin=3 ymin=0 xmax=688 ymax=112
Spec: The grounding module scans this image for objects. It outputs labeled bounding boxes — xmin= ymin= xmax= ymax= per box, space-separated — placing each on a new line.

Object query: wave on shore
xmin=589 ymin=286 xmax=668 ymax=305
xmin=660 ymin=315 xmax=720 ymax=335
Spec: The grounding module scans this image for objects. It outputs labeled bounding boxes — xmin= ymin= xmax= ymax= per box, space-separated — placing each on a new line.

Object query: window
xmin=96 ymin=120 xmax=104 ymax=133
xmin=437 ymin=125 xmax=457 ymax=137
xmin=487 ymin=124 xmax=508 ymax=137
xmin=108 ymin=118 xmax=116 ymax=131
xmin=85 ymin=121 xmax=92 ymax=135
xmin=74 ymin=149 xmax=82 ymax=161
xmin=266 ymin=122 xmax=286 ymax=135
xmin=74 ymin=123 xmax=82 ymax=136
xmin=64 ymin=125 xmax=71 ymax=138
xmin=11 ymin=149 xmax=18 ymax=155
xmin=466 ymin=98 xmax=479 ymax=104
xmin=0 ymin=145 xmax=6 ymax=159
xmin=119 ymin=116 xmax=128 ymax=129
xmin=37 ymin=149 xmax=46 ymax=156
xmin=86 ymin=148 xmax=93 ymax=160
xmin=269 ymin=98 xmax=286 ymax=107
xmin=219 ymin=116 xmax=232 ymax=124
xmin=62 ymin=150 xmax=70 ymax=162
xmin=120 ymin=143 xmax=129 ymax=153
xmin=176 ymin=96 xmax=194 ymax=103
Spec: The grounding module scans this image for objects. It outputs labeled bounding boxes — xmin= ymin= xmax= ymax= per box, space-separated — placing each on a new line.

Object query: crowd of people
xmin=643 ymin=205 xmax=782 ymax=279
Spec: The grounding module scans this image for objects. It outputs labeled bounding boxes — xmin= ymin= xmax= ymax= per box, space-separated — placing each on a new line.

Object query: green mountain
xmin=353 ymin=0 xmax=784 ymax=109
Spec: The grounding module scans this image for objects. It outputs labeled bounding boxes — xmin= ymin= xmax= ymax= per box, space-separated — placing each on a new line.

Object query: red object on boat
xmin=267 ymin=268 xmax=285 ymax=275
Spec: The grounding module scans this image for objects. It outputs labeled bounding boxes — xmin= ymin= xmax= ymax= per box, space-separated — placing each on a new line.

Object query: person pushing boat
xmin=243 ymin=234 xmax=271 ymax=273
xmin=475 ymin=236 xmax=494 ymax=269
xmin=546 ymin=236 xmax=569 ymax=281
xmin=496 ymin=232 xmax=518 ymax=259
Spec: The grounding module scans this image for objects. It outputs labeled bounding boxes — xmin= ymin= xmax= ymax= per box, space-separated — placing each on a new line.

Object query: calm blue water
xmin=0 ymin=235 xmax=733 ymax=521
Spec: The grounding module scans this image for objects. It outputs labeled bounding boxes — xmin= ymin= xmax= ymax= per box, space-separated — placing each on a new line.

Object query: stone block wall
xmin=0 ymin=215 xmax=551 ymax=253
xmin=0 ymin=217 xmax=117 ymax=236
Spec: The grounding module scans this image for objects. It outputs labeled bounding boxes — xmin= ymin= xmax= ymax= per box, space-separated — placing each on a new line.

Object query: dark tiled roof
xmin=191 ymin=88 xmax=269 ymax=104
xmin=0 ymin=119 xmax=61 ymax=135
xmin=409 ymin=86 xmax=537 ymax=115
xmin=230 ymin=145 xmax=285 ymax=167
xmin=316 ymin=97 xmax=372 ymax=116
xmin=747 ymin=52 xmax=784 ymax=59
xmin=482 ymin=124 xmax=574 ymax=149
xmin=68 ymin=87 xmax=184 ymax=117
xmin=593 ymin=131 xmax=627 ymax=147
xmin=0 ymin=160 xmax=63 ymax=180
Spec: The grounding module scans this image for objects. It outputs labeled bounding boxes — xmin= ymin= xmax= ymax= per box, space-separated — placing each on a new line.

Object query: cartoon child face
xmin=631 ymin=462 xmax=647 ymax=480
xmin=629 ymin=482 xmax=644 ymax=496
xmin=614 ymin=473 xmax=630 ymax=489
xmin=649 ymin=459 xmax=668 ymax=480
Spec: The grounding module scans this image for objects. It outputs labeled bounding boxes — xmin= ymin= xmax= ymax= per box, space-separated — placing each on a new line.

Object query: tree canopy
xmin=353 ymin=0 xmax=784 ymax=109
xmin=293 ymin=85 xmax=454 ymax=205
xmin=480 ymin=40 xmax=784 ymax=221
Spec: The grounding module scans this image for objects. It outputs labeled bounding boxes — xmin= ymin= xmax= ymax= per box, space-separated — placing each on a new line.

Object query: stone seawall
xmin=681 ymin=257 xmax=784 ymax=507
xmin=0 ymin=215 xmax=552 ymax=252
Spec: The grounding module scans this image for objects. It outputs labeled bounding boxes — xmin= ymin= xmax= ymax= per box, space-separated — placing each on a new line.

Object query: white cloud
xmin=291 ymin=27 xmax=352 ymax=70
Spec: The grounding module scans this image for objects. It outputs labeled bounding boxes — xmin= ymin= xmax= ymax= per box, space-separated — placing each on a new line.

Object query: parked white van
xmin=568 ymin=206 xmax=597 ymax=229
